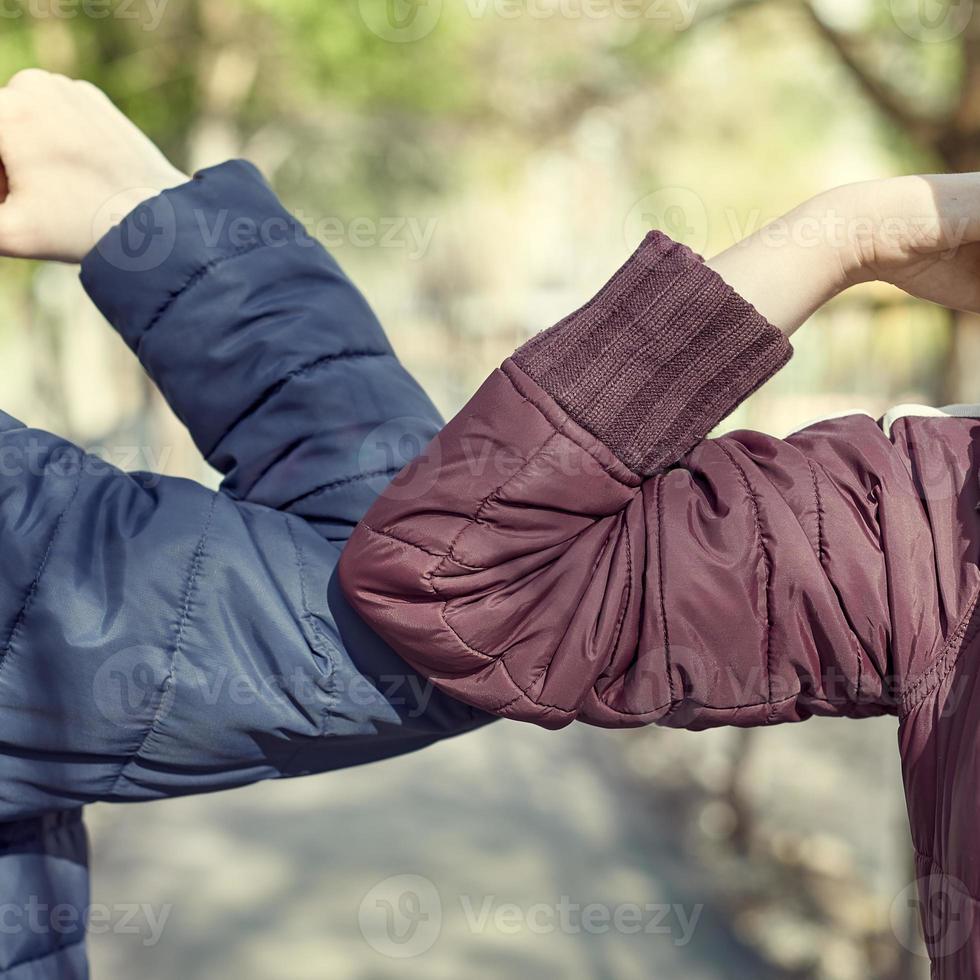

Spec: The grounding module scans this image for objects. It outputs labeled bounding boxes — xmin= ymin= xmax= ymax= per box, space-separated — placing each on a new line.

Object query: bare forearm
xmin=705 ymin=190 xmax=852 ymax=337
xmin=707 ymin=174 xmax=980 ymax=337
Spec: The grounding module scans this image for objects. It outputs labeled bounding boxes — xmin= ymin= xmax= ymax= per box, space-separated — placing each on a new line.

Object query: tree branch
xmin=797 ymin=0 xmax=940 ymax=151
xmin=687 ymin=0 xmax=769 ymax=29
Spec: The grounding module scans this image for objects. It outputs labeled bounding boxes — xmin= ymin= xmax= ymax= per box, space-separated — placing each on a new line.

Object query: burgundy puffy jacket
xmin=339 ymin=231 xmax=980 ymax=975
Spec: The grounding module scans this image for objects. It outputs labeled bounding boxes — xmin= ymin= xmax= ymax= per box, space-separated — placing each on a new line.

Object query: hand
xmin=707 ymin=174 xmax=980 ymax=337
xmin=0 ymin=69 xmax=189 ymax=264
xmin=836 ymin=173 xmax=980 ymax=314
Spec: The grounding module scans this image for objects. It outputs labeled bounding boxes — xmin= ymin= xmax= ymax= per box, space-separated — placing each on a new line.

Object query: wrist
xmin=821 ymin=182 xmax=880 ymax=289
xmin=706 ymin=191 xmax=853 ymax=336
xmin=827 ymin=176 xmax=942 ymax=288
xmin=789 ymin=187 xmax=868 ymax=292
xmin=87 ymin=168 xmax=190 ymax=260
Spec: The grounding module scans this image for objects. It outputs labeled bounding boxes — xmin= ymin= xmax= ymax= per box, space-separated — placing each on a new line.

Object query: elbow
xmin=337 ymin=522 xmax=440 ymax=650
xmin=337 ymin=521 xmax=578 ymax=730
xmin=337 ymin=522 xmax=468 ymax=683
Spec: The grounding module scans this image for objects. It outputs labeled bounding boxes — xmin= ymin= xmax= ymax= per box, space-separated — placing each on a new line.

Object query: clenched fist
xmin=0 ymin=69 xmax=188 ymax=263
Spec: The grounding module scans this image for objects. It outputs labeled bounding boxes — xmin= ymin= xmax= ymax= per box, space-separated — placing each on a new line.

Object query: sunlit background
xmin=0 ymin=0 xmax=974 ymax=977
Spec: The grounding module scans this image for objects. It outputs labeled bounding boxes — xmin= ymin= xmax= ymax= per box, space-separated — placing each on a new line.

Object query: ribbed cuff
xmin=511 ymin=232 xmax=793 ymax=476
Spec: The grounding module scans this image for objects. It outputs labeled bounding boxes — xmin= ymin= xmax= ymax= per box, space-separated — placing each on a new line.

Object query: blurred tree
xmin=0 ymin=9 xmax=948 ymax=974
xmin=700 ymin=0 xmax=980 ymax=400
xmin=799 ymin=0 xmax=980 ymax=404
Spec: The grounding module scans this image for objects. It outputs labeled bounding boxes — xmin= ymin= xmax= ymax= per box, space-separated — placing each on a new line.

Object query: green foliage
xmin=0 ymin=0 xmax=968 ymax=406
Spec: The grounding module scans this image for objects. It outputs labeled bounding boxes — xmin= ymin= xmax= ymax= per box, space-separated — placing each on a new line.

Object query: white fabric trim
xmin=787 ymin=403 xmax=980 ymax=439
xmin=880 ymin=402 xmax=980 ymax=437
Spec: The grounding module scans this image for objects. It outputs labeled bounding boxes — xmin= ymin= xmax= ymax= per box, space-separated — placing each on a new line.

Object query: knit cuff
xmin=511 ymin=232 xmax=793 ymax=476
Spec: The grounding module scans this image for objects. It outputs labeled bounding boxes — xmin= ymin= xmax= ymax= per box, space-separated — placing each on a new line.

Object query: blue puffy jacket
xmin=0 ymin=160 xmax=491 ymax=978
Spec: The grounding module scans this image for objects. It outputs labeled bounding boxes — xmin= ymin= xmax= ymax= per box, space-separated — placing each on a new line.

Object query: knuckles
xmin=7 ymin=68 xmax=61 ymax=90
xmin=1 ymin=69 xmax=107 ymax=105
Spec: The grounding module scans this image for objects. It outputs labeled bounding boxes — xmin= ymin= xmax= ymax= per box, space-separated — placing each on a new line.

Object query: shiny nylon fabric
xmin=0 ymin=813 xmax=87 ymax=979
xmin=340 ymin=281 xmax=980 ymax=974
xmin=0 ymin=160 xmax=490 ymax=977
xmin=339 ymin=361 xmax=910 ymax=729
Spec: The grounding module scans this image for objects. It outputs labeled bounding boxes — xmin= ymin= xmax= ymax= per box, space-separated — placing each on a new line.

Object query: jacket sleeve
xmin=0 ymin=811 xmax=88 ymax=978
xmin=339 ymin=232 xmax=930 ymax=730
xmin=0 ymin=405 xmax=487 ymax=813
xmin=0 ymin=164 xmax=488 ymax=818
xmin=79 ymin=159 xmax=443 ymax=544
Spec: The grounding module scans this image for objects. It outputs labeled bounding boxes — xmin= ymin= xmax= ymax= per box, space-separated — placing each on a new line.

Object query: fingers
xmin=0 ymin=88 xmax=28 ymax=204
xmin=0 ymin=202 xmax=32 ymax=259
xmin=0 ymin=67 xmax=181 ymax=263
xmin=2 ymin=69 xmax=104 ymax=111
xmin=0 ymin=82 xmax=41 ymax=256
xmin=6 ymin=67 xmax=54 ymax=89
xmin=6 ymin=69 xmax=107 ymax=102
xmin=0 ymin=70 xmax=97 ymax=182
xmin=69 ymin=77 xmax=111 ymax=102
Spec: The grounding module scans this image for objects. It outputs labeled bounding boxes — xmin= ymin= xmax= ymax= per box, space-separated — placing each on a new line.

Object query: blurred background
xmin=0 ymin=0 xmax=973 ymax=977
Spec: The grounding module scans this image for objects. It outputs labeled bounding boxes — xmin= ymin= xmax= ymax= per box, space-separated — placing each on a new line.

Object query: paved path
xmin=87 ymin=721 xmax=788 ymax=980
